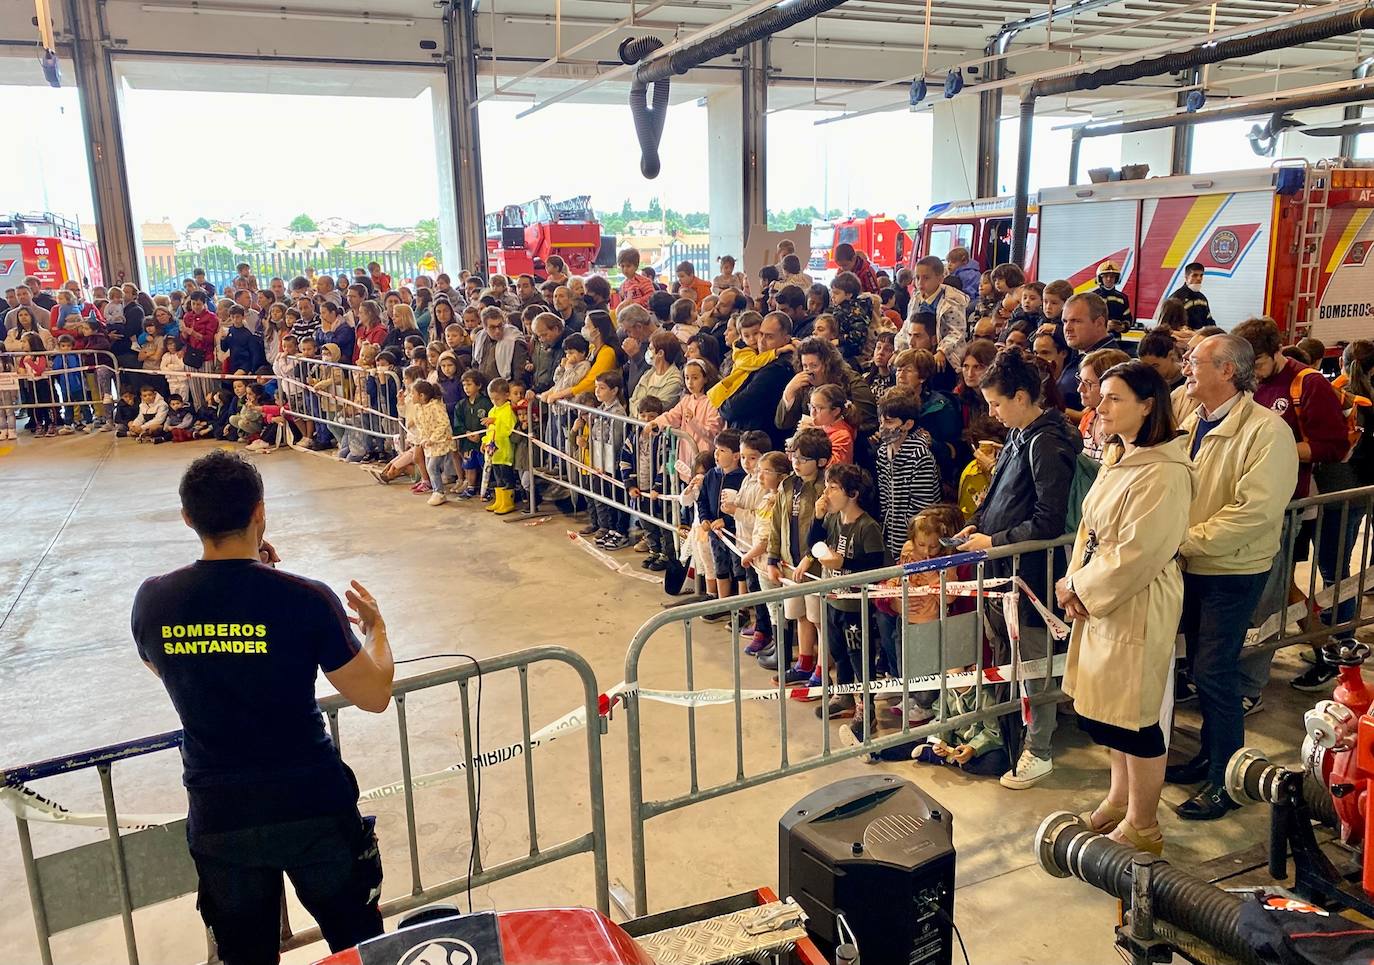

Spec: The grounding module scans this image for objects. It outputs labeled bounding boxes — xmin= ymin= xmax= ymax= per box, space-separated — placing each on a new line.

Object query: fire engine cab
xmin=0 ymin=212 xmax=103 ymax=292
xmin=826 ymin=214 xmax=909 ymax=273
xmin=913 ymin=159 xmax=1374 ymax=342
xmin=485 ymin=195 xmax=612 ymax=279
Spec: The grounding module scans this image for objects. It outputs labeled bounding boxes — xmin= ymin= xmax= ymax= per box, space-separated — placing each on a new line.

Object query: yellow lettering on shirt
xmin=159 ymin=628 xmax=271 ymax=656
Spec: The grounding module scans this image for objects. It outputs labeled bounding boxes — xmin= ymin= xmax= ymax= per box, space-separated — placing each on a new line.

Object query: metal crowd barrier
xmin=0 ymin=646 xmax=609 ymax=965
xmin=619 ymin=485 xmax=1374 ymax=915
xmin=280 ymin=356 xmax=405 ymax=444
xmin=0 ymin=350 xmax=122 ymax=427
xmin=621 ymin=535 xmax=1075 ymax=916
xmin=1247 ymin=484 xmax=1374 ymax=654
xmin=526 ymin=397 xmax=685 ymax=535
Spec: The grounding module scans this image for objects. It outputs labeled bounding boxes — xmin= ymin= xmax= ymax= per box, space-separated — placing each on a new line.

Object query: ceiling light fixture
xmin=790 ymin=39 xmax=924 ymax=54
xmin=138 ymin=4 xmax=416 ymax=27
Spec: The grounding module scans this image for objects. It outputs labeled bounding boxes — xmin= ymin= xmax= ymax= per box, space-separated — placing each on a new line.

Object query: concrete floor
xmin=0 ymin=430 xmax=1351 ymax=965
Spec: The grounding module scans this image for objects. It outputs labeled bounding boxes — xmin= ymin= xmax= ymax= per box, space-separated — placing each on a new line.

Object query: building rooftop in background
xmin=345 ymin=231 xmax=415 ymax=253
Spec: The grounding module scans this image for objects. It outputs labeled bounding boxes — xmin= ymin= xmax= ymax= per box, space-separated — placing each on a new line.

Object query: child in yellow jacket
xmin=481 ymin=377 xmax=518 ymax=515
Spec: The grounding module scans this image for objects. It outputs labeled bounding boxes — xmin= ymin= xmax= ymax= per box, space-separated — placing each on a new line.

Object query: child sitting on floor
xmin=165 ymin=393 xmax=195 ymax=442
xmin=113 ymin=388 xmax=139 ymax=437
xmin=908 ymin=668 xmax=1008 ymax=777
xmin=128 ymin=385 xmax=169 ymax=443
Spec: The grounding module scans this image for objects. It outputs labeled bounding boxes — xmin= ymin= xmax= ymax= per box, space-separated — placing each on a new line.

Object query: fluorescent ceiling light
xmin=502 ymin=14 xmax=680 ymax=31
xmin=791 ymin=39 xmax=922 ymax=53
xmin=139 ymin=4 xmax=415 ymax=26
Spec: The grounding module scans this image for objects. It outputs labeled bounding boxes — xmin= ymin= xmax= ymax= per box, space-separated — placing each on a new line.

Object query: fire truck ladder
xmin=1290 ymin=159 xmax=1333 ymax=337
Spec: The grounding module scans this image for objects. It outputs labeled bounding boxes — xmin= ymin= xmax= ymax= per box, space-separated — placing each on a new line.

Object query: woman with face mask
xmin=628 ymin=330 xmax=684 ymax=415
xmin=562 ymin=310 xmax=624 ymax=399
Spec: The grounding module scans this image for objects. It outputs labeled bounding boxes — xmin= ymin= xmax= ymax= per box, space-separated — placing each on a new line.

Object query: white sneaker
xmin=57 ymin=426 xmax=74 ymax=435
xmin=247 ymin=439 xmax=271 ymax=452
xmin=999 ymin=749 xmax=1053 ymax=790
xmin=427 ymin=491 xmax=447 ymax=506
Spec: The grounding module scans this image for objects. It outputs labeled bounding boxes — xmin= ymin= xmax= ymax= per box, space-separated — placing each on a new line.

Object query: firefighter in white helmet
xmin=1092 ymin=260 xmax=1134 ymax=332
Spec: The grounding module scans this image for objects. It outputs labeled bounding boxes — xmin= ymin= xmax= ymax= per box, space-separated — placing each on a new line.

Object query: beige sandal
xmin=1109 ymin=820 xmax=1164 ymax=856
xmin=1079 ymin=800 xmax=1127 ymax=834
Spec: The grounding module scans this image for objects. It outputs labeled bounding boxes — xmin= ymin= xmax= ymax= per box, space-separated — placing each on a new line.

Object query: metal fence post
xmin=97 ymin=765 xmax=140 ymax=965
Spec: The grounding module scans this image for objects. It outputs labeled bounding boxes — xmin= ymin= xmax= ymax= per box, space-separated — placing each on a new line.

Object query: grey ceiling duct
xmin=1011 ymin=7 xmax=1374 ymax=265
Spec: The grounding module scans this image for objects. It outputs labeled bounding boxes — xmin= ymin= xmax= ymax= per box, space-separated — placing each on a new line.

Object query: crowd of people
xmin=5 ymin=238 xmax=1373 ymax=856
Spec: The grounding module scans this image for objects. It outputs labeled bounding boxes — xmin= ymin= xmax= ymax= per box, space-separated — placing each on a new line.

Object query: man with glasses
xmin=1167 ymin=334 xmax=1297 ymax=820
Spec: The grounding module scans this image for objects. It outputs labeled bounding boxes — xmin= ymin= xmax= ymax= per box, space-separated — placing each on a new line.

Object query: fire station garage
xmin=5 ymin=1 xmax=1374 ymax=964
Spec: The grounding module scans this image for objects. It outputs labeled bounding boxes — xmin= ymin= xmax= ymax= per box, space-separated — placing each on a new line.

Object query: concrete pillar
xmin=1119 ymin=128 xmax=1176 ymax=179
xmin=741 ymin=40 xmax=768 ymax=234
xmin=445 ymin=0 xmax=486 ymax=275
xmin=65 ymin=0 xmax=140 ymax=287
xmin=931 ymin=97 xmax=981 ymax=202
xmin=425 ymin=78 xmax=462 ymax=277
xmin=707 ymin=86 xmax=745 ymax=261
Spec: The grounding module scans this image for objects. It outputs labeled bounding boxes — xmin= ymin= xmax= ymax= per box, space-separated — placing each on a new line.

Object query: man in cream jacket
xmin=1168 ymin=334 xmax=1298 ymax=821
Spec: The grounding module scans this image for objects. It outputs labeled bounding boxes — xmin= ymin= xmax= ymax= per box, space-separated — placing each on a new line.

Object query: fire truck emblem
xmin=1263 ymin=896 xmax=1330 ymax=916
xmin=1208 ymin=229 xmax=1241 ymax=265
xmin=0 ymin=259 xmax=14 ymax=274
xmin=398 ymin=937 xmax=479 ymax=965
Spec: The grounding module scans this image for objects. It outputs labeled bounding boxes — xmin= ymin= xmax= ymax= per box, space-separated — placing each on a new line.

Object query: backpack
xmin=1291 ymin=367 xmax=1369 ymax=464
xmin=1064 ymin=452 xmax=1101 ymax=536
xmin=1026 ymin=430 xmax=1100 ymax=536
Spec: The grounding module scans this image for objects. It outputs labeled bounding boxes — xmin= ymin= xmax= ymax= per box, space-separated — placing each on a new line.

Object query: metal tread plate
xmin=635 ymin=898 xmax=809 ymax=965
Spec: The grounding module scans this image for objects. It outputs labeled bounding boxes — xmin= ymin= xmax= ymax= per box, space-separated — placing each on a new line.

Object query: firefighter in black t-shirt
xmin=1166 ymin=261 xmax=1215 ymax=330
xmin=131 ymin=450 xmax=395 ymax=965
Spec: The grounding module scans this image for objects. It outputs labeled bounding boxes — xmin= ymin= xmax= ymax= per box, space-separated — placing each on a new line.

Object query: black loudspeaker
xmin=780 ymin=774 xmax=955 ymax=965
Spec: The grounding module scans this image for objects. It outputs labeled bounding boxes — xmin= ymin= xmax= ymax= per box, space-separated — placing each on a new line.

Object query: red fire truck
xmin=825 ymin=214 xmax=909 ymax=273
xmin=485 ymin=195 xmax=611 ymax=278
xmin=912 ymin=159 xmax=1374 ymax=342
xmin=0 ymin=212 xmax=103 ymax=292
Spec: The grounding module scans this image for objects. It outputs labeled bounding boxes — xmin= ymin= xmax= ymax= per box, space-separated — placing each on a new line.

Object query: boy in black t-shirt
xmin=801 ymin=463 xmax=889 ymax=735
xmin=700 ymin=429 xmax=747 ymax=618
xmin=131 ymin=450 xmax=395 ymax=964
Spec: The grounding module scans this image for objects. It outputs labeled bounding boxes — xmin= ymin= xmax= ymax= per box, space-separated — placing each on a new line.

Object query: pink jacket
xmin=653 ymin=392 xmax=722 ymax=482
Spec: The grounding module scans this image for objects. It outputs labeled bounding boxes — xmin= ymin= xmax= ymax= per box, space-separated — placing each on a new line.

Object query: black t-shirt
xmin=814 ymin=512 xmax=888 ymax=613
xmin=131 ymin=558 xmax=362 ymax=837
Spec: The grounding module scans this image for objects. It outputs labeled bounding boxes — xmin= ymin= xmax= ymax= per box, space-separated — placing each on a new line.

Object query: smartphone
xmin=940 ymin=536 xmax=970 ymax=549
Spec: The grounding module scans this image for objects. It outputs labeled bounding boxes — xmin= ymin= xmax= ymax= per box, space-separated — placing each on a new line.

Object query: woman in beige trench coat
xmin=1056 ymin=361 xmax=1197 ymax=855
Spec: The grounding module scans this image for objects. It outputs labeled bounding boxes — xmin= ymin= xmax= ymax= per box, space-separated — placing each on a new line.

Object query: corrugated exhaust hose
xmin=621 ymin=37 xmax=669 ymax=179
xmin=623 ymin=0 xmax=850 ymax=178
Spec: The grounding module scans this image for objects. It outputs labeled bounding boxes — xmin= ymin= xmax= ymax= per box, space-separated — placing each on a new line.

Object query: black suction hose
xmin=1227 ymin=747 xmax=1341 ymax=830
xmin=1011 ymin=6 xmax=1374 ymax=264
xmin=622 ymin=0 xmax=850 ymax=178
xmin=1037 ymin=812 xmax=1264 ymax=965
xmin=621 ymin=37 xmax=669 ymax=179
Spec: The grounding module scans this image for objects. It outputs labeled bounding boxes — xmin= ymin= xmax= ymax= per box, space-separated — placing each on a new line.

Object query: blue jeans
xmin=1316 ymin=499 xmax=1368 ymax=640
xmin=1181 ymin=570 xmax=1269 ymax=785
